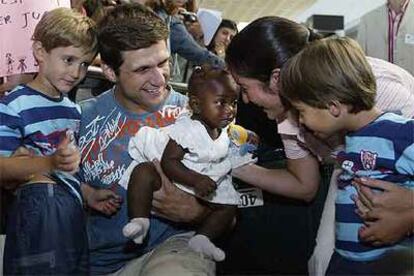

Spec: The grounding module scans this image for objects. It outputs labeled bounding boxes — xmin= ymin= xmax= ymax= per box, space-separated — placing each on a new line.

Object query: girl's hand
xmin=193 ymin=175 xmax=217 ymax=197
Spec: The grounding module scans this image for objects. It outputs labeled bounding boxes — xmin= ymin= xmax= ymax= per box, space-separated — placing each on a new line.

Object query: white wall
xmin=295 ymin=0 xmax=386 ymax=30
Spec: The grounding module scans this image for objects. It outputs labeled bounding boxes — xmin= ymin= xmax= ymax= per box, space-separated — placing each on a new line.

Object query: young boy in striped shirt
xmin=0 ymin=8 xmax=98 ymax=274
xmin=280 ymin=36 xmax=414 ymax=275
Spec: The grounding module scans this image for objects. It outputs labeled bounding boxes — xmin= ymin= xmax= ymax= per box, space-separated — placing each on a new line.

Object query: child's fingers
xmin=58 ymin=151 xmax=80 ymax=163
xmin=57 ymin=134 xmax=71 ymax=149
xmin=11 ymin=146 xmax=32 ymax=157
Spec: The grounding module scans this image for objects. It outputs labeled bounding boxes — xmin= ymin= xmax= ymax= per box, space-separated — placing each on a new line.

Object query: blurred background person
xmin=133 ymin=0 xmax=224 ymax=68
xmin=357 ymin=0 xmax=414 ymax=74
xmin=207 ymin=19 xmax=238 ymax=58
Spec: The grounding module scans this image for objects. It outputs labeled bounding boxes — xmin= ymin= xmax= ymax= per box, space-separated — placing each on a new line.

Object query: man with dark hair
xmin=78 ymin=4 xmax=214 ymax=275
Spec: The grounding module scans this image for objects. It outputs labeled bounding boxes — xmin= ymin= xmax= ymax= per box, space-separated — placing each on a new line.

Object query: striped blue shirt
xmin=336 ymin=112 xmax=414 ymax=261
xmin=0 ymin=85 xmax=82 ymax=202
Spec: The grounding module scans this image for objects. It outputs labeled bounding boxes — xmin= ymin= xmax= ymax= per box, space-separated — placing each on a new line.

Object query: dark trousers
xmin=3 ymin=183 xmax=88 ymax=275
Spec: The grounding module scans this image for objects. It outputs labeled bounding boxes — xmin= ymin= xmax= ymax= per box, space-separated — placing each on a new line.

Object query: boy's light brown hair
xmin=32 ymin=7 xmax=98 ymax=54
xmin=280 ymin=36 xmax=376 ymax=113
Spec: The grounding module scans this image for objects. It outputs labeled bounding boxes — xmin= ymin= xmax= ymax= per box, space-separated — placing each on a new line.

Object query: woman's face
xmin=214 ymin=27 xmax=237 ymax=50
xmin=231 ymin=72 xmax=286 ymax=121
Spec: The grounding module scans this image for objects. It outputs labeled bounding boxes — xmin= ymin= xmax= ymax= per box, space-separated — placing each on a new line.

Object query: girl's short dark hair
xmin=188 ymin=65 xmax=237 ymax=98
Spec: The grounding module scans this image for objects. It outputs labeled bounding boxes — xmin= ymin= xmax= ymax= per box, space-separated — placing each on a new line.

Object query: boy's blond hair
xmin=33 ymin=7 xmax=98 ymax=54
xmin=280 ymin=36 xmax=376 ymax=113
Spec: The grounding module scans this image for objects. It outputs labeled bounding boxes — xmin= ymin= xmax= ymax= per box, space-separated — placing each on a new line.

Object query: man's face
xmin=114 ymin=40 xmax=171 ymax=114
xmin=232 ymin=72 xmax=285 ymax=121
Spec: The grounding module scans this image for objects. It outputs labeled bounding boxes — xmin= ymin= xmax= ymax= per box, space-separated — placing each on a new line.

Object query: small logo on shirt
xmin=360 ymin=150 xmax=378 ymax=170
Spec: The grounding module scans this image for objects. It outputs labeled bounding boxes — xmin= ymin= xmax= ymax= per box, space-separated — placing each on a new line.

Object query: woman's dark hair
xmin=207 ymin=19 xmax=238 ymax=51
xmin=225 ymin=16 xmax=321 ymax=83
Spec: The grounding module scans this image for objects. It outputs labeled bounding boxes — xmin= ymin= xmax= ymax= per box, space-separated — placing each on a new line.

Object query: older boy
xmin=78 ymin=4 xmax=214 ymax=275
xmin=0 ymin=8 xmax=97 ymax=274
xmin=280 ymin=36 xmax=414 ymax=275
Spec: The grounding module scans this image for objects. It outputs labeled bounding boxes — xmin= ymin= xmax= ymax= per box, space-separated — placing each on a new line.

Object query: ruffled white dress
xmin=120 ymin=112 xmax=245 ymax=205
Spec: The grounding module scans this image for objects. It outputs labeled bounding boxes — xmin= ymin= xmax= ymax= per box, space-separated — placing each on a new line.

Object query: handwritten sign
xmin=0 ymin=0 xmax=71 ymax=77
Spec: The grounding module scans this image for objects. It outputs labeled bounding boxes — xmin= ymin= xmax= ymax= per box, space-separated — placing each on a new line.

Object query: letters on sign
xmin=1 ymin=0 xmax=71 ymax=77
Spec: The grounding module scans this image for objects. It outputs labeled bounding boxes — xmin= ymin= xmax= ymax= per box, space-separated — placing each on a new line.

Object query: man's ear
xmin=189 ymin=96 xmax=200 ymax=114
xmin=101 ymin=62 xmax=117 ymax=83
xmin=269 ymin=68 xmax=281 ymax=94
xmin=327 ymin=100 xmax=343 ymax=117
xmin=32 ymin=41 xmax=45 ymax=64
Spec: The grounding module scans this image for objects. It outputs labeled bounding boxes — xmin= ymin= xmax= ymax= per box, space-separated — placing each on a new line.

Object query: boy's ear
xmin=327 ymin=100 xmax=342 ymax=117
xmin=189 ymin=96 xmax=200 ymax=114
xmin=32 ymin=41 xmax=45 ymax=64
xmin=101 ymin=62 xmax=117 ymax=83
xmin=269 ymin=68 xmax=281 ymax=94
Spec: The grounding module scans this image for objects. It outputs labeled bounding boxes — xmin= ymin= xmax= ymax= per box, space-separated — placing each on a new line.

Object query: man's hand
xmin=352 ymin=177 xmax=414 ymax=246
xmin=81 ymin=184 xmax=122 ymax=216
xmin=151 ymin=160 xmax=210 ymax=224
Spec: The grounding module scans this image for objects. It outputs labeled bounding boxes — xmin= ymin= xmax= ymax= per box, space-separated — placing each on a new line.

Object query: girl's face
xmin=213 ymin=27 xmax=237 ymax=50
xmin=192 ymin=81 xmax=238 ymax=131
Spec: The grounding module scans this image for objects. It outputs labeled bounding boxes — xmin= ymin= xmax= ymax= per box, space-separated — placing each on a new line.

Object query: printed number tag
xmin=237 ymin=187 xmax=264 ymax=208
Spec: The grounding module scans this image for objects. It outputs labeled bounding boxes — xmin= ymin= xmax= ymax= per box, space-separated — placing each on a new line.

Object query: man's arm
xmin=232 ymin=154 xmax=321 ymax=202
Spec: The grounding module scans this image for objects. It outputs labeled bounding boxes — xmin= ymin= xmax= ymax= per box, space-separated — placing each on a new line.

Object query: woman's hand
xmin=352 ymin=177 xmax=414 ymax=246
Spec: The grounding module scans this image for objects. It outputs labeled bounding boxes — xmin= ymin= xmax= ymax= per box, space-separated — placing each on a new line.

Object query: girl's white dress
xmin=120 ymin=112 xmax=254 ymax=205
